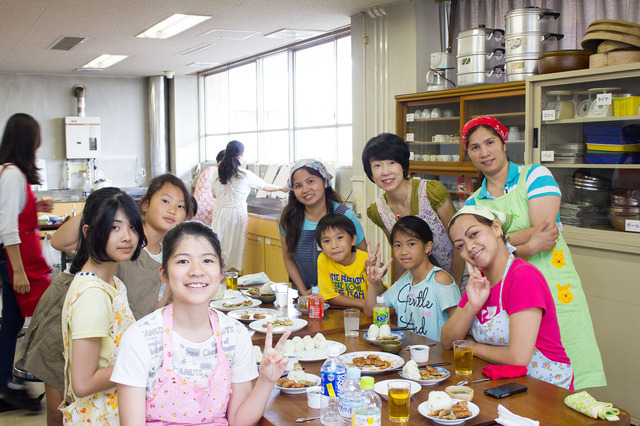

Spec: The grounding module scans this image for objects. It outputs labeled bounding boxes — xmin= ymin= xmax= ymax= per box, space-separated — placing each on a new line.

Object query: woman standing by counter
xmin=0 ymin=113 xmax=52 ymax=410
xmin=460 ymin=115 xmax=605 ymax=389
xmin=210 ymin=141 xmax=283 ymax=271
xmin=362 ymin=133 xmax=463 ymax=285
xmin=280 ymin=159 xmax=366 ymax=296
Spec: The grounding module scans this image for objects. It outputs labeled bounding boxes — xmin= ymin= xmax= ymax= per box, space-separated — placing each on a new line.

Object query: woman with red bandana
xmin=460 ymin=115 xmax=605 ymax=389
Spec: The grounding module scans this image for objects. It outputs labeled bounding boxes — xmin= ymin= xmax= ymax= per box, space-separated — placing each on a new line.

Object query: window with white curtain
xmin=202 ymin=34 xmax=352 ymax=165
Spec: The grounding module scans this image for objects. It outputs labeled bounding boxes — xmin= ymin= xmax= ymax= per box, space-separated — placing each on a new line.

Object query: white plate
xmin=210 ymin=297 xmax=261 ymax=312
xmin=363 ymin=331 xmax=405 ymax=345
xmin=241 ymin=288 xmax=264 ymax=299
xmin=227 ymin=308 xmax=281 ymax=322
xmin=289 ymin=341 xmax=347 ymax=362
xmin=249 ymin=317 xmax=308 ymax=334
xmin=294 ymin=302 xmax=330 ymax=314
xmin=339 ymin=351 xmax=405 ymax=374
xmin=373 ymin=379 xmax=421 ymax=400
xmin=238 ymin=272 xmax=271 ymax=286
xmin=399 ymin=366 xmax=450 ymax=386
xmin=276 ymin=373 xmax=321 ymax=395
xmin=418 ymin=400 xmax=479 ymax=425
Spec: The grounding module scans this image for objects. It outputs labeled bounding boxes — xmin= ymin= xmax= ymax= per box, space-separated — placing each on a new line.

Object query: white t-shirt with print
xmin=111 ymin=308 xmax=258 ymax=392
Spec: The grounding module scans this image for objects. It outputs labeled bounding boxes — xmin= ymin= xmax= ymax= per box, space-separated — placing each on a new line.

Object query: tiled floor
xmin=0 ymin=381 xmax=47 ymax=425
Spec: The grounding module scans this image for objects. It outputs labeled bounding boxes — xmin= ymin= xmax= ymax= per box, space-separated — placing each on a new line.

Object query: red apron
xmin=1 ymin=165 xmax=51 ymax=317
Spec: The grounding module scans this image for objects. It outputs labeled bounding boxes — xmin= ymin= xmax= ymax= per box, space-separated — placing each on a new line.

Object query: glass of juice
xmin=224 ymin=271 xmax=238 ymax=291
xmin=343 ymin=308 xmax=359 ymax=337
xmin=387 ymin=381 xmax=410 ymax=423
xmin=453 ymin=340 xmax=473 ymax=375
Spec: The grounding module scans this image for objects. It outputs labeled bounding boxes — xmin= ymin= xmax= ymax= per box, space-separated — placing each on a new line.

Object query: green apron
xmin=472 ymin=165 xmax=606 ymax=389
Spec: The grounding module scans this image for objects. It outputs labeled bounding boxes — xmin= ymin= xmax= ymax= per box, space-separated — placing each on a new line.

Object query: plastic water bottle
xmin=372 ymin=296 xmax=390 ymax=327
xmin=320 ymin=345 xmax=346 ymax=425
xmin=352 ymin=376 xmax=382 ymax=426
xmin=339 ymin=367 xmax=361 ymax=425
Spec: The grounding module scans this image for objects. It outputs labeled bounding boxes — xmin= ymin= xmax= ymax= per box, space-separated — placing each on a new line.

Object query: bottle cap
xmin=360 ymin=376 xmax=374 ymax=390
xmin=327 ymin=344 xmax=341 ymax=357
xmin=376 ymin=296 xmax=384 ymax=304
xmin=346 ymin=367 xmax=361 ymax=380
xmin=312 ymin=286 xmax=319 ymax=294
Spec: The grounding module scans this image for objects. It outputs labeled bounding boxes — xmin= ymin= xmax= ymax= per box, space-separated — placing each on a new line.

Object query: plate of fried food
xmin=339 ymin=352 xmax=404 ymax=374
xmin=242 ymin=283 xmax=273 ymax=299
xmin=249 ymin=317 xmax=308 ymax=334
xmin=227 ymin=308 xmax=281 ymax=322
xmin=210 ymin=297 xmax=261 ymax=312
xmin=275 ymin=373 xmax=320 ymax=395
xmin=418 ymin=391 xmax=478 ymax=425
xmin=399 ymin=360 xmax=450 ymax=386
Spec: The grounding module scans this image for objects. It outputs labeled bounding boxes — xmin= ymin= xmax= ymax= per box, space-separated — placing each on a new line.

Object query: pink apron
xmin=0 ymin=164 xmax=51 ymax=317
xmin=145 ymin=304 xmax=232 ymax=425
xmin=470 ymin=255 xmax=574 ymax=389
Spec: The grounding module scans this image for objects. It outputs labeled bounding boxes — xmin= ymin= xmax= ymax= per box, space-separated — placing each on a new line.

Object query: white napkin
xmin=496 ymin=404 xmax=539 ymax=426
xmin=238 ymin=272 xmax=271 ymax=285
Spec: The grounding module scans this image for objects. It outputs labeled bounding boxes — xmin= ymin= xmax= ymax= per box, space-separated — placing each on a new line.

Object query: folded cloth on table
xmin=238 ymin=272 xmax=271 ymax=286
xmin=482 ymin=365 xmax=528 ymax=380
xmin=564 ymin=391 xmax=620 ymax=421
xmin=496 ymin=404 xmax=539 ymax=426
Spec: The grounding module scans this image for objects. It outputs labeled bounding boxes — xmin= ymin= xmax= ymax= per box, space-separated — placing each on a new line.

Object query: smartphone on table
xmin=484 ymin=382 xmax=528 ymax=399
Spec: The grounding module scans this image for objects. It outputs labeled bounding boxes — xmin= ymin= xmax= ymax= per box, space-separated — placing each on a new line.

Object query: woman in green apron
xmin=459 ymin=116 xmax=606 ymax=389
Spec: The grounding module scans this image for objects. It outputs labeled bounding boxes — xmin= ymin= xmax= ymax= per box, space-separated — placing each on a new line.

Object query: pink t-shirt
xmin=459 ymin=258 xmax=570 ymax=365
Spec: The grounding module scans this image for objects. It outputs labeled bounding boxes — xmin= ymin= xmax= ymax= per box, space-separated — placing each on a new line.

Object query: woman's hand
xmin=258 ymin=325 xmax=291 ymax=383
xmin=36 ymin=199 xmax=54 ymax=213
xmin=526 ymin=220 xmax=559 ymax=254
xmin=365 ymin=242 xmax=392 ymax=283
xmin=465 ymin=262 xmax=490 ymax=309
xmin=12 ymin=271 xmax=30 ymax=294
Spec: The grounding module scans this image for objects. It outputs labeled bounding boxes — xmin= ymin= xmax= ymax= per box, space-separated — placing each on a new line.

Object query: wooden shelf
xmin=544 ymin=163 xmax=640 ymax=169
xmin=407 ymin=141 xmax=460 ymax=145
xmin=471 ymin=112 xmax=525 ymax=119
xmin=412 ymin=116 xmax=460 ymax=122
xmin=543 ymin=115 xmax=640 ymax=124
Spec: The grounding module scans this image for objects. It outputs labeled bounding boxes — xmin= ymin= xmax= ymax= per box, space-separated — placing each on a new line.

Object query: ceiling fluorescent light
xmin=199 ymin=29 xmax=258 ymax=40
xmin=137 ymin=14 xmax=211 ymax=39
xmin=176 ymin=43 xmax=214 ymax=56
xmin=82 ymin=54 xmax=128 ymax=69
xmin=187 ymin=62 xmax=219 ymax=68
xmin=264 ymin=28 xmax=324 ymax=40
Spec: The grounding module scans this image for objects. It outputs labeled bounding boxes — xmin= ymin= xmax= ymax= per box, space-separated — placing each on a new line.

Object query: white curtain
xmin=455 ymin=0 xmax=640 ymax=51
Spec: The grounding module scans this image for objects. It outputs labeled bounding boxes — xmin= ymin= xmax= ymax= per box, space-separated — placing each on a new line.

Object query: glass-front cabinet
xmin=526 ymin=63 xmax=640 ymax=253
xmin=396 ymin=82 xmax=525 ymax=206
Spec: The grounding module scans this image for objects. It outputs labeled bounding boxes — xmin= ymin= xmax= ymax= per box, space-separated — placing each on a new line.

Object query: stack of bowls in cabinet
xmin=608 ymin=189 xmax=640 ymax=231
xmin=560 ymin=173 xmax=611 ymax=227
xmin=456 ymin=25 xmax=506 ymax=87
xmin=504 ymin=6 xmax=563 ymax=81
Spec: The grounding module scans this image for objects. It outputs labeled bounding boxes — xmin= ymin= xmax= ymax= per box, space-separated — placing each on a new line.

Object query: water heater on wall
xmin=65 ymin=116 xmax=101 ymax=159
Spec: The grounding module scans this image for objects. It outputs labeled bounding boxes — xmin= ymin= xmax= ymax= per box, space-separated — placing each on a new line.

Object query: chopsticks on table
xmin=354 ymin=326 xmax=415 ymax=332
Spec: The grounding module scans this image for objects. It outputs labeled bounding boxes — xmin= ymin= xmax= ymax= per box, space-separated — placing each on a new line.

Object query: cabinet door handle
xmin=533 ymin=128 xmax=539 ymax=149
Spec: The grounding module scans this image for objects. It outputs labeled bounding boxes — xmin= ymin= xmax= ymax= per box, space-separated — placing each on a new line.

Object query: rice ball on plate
xmin=402 ymin=360 xmax=421 ymax=381
xmin=282 ymin=340 xmax=295 ymax=355
xmin=253 ymin=346 xmax=263 ymax=364
xmin=427 ymin=391 xmax=454 ymax=411
xmin=260 ymin=283 xmax=274 ymax=295
xmin=313 ymin=333 xmax=328 ymax=348
xmin=303 ymin=335 xmax=315 ymax=351
xmin=379 ymin=324 xmax=392 ymax=338
xmin=368 ymin=324 xmax=379 ymax=339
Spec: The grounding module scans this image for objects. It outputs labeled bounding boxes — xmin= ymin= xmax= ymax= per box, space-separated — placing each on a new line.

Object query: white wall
xmin=0 ymin=73 xmax=148 ymax=189
xmin=169 ymin=76 xmax=200 ymax=182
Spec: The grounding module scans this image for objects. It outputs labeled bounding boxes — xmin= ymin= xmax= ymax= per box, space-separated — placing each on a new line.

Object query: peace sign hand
xmin=465 ymin=261 xmax=491 ymax=310
xmin=259 ymin=324 xmax=291 ymax=383
xmin=365 ymin=242 xmax=392 ymax=283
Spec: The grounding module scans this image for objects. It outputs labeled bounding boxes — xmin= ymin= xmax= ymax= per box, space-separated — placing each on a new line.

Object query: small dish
xmin=418 ymin=400 xmax=479 ymax=425
xmin=260 ymin=294 xmax=276 ymax=304
xmin=373 ymin=379 xmax=421 ymax=401
xmin=380 ymin=340 xmax=402 ymax=354
xmin=363 ymin=331 xmax=405 ymax=345
xmin=444 ymin=386 xmax=474 ymax=401
xmin=399 ymin=366 xmax=450 ymax=386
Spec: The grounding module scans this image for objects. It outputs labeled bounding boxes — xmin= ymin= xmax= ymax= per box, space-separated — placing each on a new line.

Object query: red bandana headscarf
xmin=461 ymin=115 xmax=509 ymax=152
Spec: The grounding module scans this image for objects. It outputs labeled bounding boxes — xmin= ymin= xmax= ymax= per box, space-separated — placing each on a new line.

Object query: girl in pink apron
xmin=0 ymin=113 xmax=52 ymax=411
xmin=441 ymin=206 xmax=574 ymax=389
xmin=60 ymin=188 xmax=146 ymax=424
xmin=112 ymin=221 xmax=291 ymax=425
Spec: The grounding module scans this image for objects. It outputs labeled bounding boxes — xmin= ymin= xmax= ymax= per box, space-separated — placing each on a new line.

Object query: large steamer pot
xmin=505 ymin=53 xmax=539 ymax=81
xmin=505 ymin=33 xmax=564 ymax=57
xmin=457 ymin=66 xmax=505 ymax=87
xmin=505 ymin=6 xmax=560 ymax=35
xmin=457 ymin=26 xmax=505 ymax=56
xmin=457 ymin=49 xmax=505 ymax=73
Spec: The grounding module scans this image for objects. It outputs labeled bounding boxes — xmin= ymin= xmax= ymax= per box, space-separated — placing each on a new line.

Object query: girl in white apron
xmin=441 ymin=206 xmax=573 ymax=389
xmin=113 ymin=221 xmax=291 ymax=425
xmin=60 ymin=188 xmax=146 ymax=424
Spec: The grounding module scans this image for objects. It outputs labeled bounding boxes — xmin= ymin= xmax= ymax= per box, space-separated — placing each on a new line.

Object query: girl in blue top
xmin=365 ymin=216 xmax=461 ymax=342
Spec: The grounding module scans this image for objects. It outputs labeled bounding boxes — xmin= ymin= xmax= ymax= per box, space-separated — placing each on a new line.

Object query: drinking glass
xmin=453 ymin=340 xmax=473 ymax=375
xmin=224 ymin=271 xmax=238 ymax=291
xmin=344 ymin=309 xmax=359 ymax=337
xmin=274 ymin=283 xmax=289 ymax=308
xmin=388 ymin=381 xmax=410 ymax=423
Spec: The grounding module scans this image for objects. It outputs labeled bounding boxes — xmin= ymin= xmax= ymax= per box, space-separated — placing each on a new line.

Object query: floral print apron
xmin=375 ymin=179 xmax=452 ymax=272
xmin=470 ymin=255 xmax=573 ymax=389
xmin=471 ymin=165 xmax=605 ymax=389
xmin=145 ymin=304 xmax=232 ymax=425
xmin=60 ymin=272 xmax=135 ymax=424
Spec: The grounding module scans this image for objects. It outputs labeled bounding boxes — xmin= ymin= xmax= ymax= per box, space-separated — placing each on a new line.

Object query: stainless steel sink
xmin=247 ymin=205 xmax=282 ymax=216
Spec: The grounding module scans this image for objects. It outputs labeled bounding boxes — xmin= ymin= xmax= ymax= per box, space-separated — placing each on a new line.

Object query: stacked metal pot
xmin=456 ymin=26 xmax=506 ymax=87
xmin=504 ymin=6 xmax=563 ymax=81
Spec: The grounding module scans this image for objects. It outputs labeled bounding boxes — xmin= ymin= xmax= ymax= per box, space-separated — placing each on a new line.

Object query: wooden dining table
xmin=242 ymin=293 xmax=630 ymax=426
